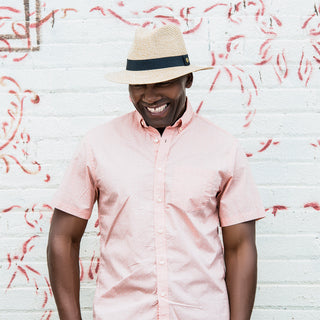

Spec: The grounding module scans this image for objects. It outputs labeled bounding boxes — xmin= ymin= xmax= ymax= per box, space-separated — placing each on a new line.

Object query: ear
xmin=185 ymin=73 xmax=193 ymax=88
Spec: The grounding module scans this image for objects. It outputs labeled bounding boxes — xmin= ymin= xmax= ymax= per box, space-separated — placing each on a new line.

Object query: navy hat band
xmin=126 ymin=54 xmax=190 ymax=71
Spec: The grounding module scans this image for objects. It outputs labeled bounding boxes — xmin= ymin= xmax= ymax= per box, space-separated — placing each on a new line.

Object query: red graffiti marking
xmin=0 ymin=6 xmax=20 ymax=13
xmin=258 ymin=139 xmax=275 ymax=152
xmin=196 ymin=101 xmax=204 ymax=114
xmin=143 ymin=6 xmax=173 ymax=14
xmin=61 ymin=8 xmax=78 ymax=19
xmin=2 ymin=205 xmax=21 ymax=213
xmin=304 ymin=202 xmax=320 ymax=211
xmin=266 ymin=205 xmax=288 ymax=216
xmin=1 ymin=76 xmax=42 ymax=175
xmin=89 ymin=6 xmax=106 ymax=16
xmin=107 ymin=9 xmax=140 ymax=26
xmin=30 ymin=10 xmax=59 ymax=28
xmin=44 ymin=174 xmax=51 ymax=182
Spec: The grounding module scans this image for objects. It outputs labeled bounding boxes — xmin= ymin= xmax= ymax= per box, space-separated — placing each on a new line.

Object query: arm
xmin=47 ymin=208 xmax=88 ymax=320
xmin=222 ymin=220 xmax=257 ymax=320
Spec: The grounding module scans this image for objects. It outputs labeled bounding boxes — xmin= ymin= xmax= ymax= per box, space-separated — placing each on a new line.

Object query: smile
xmin=146 ymin=103 xmax=168 ymax=114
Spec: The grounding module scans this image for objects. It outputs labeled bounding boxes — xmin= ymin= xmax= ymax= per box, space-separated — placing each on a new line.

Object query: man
xmin=47 ymin=24 xmax=265 ymax=320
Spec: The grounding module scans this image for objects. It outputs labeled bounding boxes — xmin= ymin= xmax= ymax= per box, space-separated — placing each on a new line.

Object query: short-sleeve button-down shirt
xmin=52 ymin=99 xmax=265 ymax=320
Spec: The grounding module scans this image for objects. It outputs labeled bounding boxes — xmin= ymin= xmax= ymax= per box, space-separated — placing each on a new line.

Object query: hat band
xmin=126 ymin=54 xmax=190 ymax=71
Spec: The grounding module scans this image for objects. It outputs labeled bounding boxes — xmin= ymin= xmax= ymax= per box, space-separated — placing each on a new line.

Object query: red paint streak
xmin=211 ymin=52 xmax=216 ymax=66
xmin=255 ymin=56 xmax=272 ymax=65
xmin=304 ymin=202 xmax=320 ymax=211
xmin=118 ymin=1 xmax=124 ymax=7
xmin=12 ymin=22 xmax=27 ymax=38
xmin=260 ymin=28 xmax=277 ymax=35
xmin=183 ymin=18 xmax=203 ymax=34
xmin=271 ymin=15 xmax=282 ymax=26
xmin=18 ymin=266 xmax=29 ymax=281
xmin=196 ymin=101 xmax=204 ymax=114
xmin=209 ymin=70 xmax=221 ymax=92
xmin=246 ymin=153 xmax=253 ymax=157
xmin=1 ymin=76 xmax=21 ymax=89
xmin=6 ymin=272 xmax=16 ymax=290
xmin=298 ymin=52 xmax=304 ymax=80
xmin=22 ymin=235 xmax=39 ymax=255
xmin=310 ymin=30 xmax=320 ymax=36
xmin=237 ymin=76 xmax=244 ymax=93
xmin=312 ymin=44 xmax=320 ymax=56
xmin=243 ymin=109 xmax=256 ymax=128
xmin=107 ymin=9 xmax=140 ymax=26
xmin=13 ymin=53 xmax=28 ymax=62
xmin=24 ymin=90 xmax=40 ymax=104
xmin=311 ymin=143 xmax=318 ymax=147
xmin=224 ymin=67 xmax=233 ymax=81
xmin=88 ymin=254 xmax=95 ymax=279
xmin=61 ymin=8 xmax=78 ymax=19
xmin=0 ymin=7 xmax=20 ymax=13
xmin=143 ymin=6 xmax=173 ymax=13
xmin=96 ymin=258 xmax=100 ymax=274
xmin=7 ymin=254 xmax=12 ymax=268
xmin=45 ymin=276 xmax=53 ymax=296
xmin=26 ymin=265 xmax=41 ymax=275
xmin=258 ymin=139 xmax=272 ymax=152
xmin=42 ymin=291 xmax=48 ymax=308
xmin=44 ymin=174 xmax=51 ymax=182
xmin=273 ymin=141 xmax=280 ymax=145
xmin=314 ymin=56 xmax=320 ymax=64
xmin=282 ymin=51 xmax=288 ymax=78
xmin=154 ymin=15 xmax=180 ymax=25
xmin=247 ymin=92 xmax=252 ymax=106
xmin=30 ymin=10 xmax=59 ymax=28
xmin=259 ymin=0 xmax=265 ymax=16
xmin=235 ymin=2 xmax=242 ymax=12
xmin=226 ymin=35 xmax=244 ymax=52
xmin=302 ymin=14 xmax=315 ymax=29
xmin=249 ymin=75 xmax=258 ymax=95
xmin=6 ymin=155 xmax=41 ymax=174
xmin=204 ymin=3 xmax=227 ymax=13
xmin=2 ymin=205 xmax=21 ymax=213
xmin=228 ymin=7 xmax=240 ymax=24
xmin=43 ymin=204 xmax=53 ymax=210
xmin=273 ymin=65 xmax=282 ymax=83
xmin=271 ymin=205 xmax=287 ymax=216
xmin=259 ymin=39 xmax=272 ymax=55
xmin=90 ymin=6 xmax=106 ymax=16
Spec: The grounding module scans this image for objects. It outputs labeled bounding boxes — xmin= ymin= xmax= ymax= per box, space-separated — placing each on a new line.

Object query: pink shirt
xmin=52 ymin=100 xmax=265 ymax=320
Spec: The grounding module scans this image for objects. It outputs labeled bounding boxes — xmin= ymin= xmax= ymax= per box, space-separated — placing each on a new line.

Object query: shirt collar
xmin=134 ymin=98 xmax=194 ymax=132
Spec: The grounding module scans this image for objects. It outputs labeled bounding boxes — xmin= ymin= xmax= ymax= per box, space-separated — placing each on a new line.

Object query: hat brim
xmin=105 ymin=65 xmax=213 ymax=85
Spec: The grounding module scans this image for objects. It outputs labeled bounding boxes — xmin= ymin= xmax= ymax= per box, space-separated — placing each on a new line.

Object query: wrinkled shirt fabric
xmin=52 ymin=100 xmax=265 ymax=320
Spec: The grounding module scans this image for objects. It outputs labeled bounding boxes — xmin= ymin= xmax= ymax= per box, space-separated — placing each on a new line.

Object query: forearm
xmin=47 ymin=236 xmax=82 ymax=320
xmin=224 ymin=242 xmax=257 ymax=320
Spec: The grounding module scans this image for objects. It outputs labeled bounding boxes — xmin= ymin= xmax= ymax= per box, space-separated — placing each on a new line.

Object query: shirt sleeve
xmin=218 ymin=143 xmax=265 ymax=227
xmin=51 ymin=137 xmax=97 ymax=220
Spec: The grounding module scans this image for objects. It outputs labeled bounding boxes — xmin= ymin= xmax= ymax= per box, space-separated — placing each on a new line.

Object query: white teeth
xmin=147 ymin=104 xmax=168 ymax=113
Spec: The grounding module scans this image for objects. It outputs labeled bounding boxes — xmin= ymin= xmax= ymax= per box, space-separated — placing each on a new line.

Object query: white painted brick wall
xmin=0 ymin=0 xmax=319 ymax=319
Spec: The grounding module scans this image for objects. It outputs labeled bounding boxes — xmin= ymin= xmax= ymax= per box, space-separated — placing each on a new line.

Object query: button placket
xmin=153 ymin=132 xmax=173 ymax=319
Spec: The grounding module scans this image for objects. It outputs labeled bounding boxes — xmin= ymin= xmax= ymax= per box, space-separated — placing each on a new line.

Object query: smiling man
xmin=47 ymin=25 xmax=265 ymax=320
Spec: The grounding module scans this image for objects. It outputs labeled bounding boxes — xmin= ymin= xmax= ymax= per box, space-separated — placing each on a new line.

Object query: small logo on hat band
xmin=126 ymin=54 xmax=190 ymax=71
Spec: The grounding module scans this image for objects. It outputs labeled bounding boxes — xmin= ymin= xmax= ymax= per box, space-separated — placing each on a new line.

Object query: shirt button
xmin=157 ymin=198 xmax=162 ymax=203
xmin=161 ymin=292 xmax=166 ymax=297
xmin=154 ymin=138 xmax=160 ymax=143
xmin=158 ymin=228 xmax=163 ymax=234
xmin=159 ymin=259 xmax=165 ymax=265
xmin=157 ymin=167 xmax=162 ymax=171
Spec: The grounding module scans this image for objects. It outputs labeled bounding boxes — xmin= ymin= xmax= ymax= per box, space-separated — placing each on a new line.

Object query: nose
xmin=143 ymin=85 xmax=160 ymax=104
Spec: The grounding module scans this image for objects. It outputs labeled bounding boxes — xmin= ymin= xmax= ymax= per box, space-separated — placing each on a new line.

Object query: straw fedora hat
xmin=105 ymin=24 xmax=212 ymax=84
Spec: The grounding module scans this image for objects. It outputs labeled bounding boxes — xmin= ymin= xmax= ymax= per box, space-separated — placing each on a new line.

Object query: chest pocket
xmin=167 ymin=166 xmax=221 ymax=213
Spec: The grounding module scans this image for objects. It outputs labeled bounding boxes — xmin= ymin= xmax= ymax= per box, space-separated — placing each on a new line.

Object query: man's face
xmin=129 ymin=74 xmax=193 ymax=131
